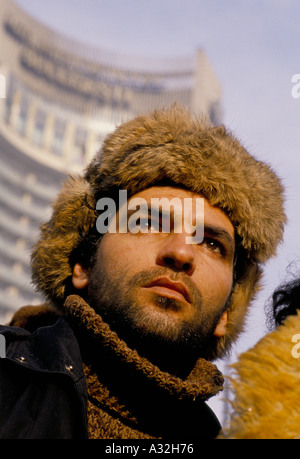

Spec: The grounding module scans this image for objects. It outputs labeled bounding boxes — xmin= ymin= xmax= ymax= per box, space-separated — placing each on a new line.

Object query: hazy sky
xmin=14 ymin=0 xmax=300 ymax=417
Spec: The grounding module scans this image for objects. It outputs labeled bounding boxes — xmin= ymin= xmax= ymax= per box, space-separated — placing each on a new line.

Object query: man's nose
xmin=155 ymin=233 xmax=196 ymax=276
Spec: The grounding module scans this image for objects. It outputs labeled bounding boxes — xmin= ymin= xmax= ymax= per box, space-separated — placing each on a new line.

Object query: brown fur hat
xmin=31 ymin=105 xmax=286 ymax=358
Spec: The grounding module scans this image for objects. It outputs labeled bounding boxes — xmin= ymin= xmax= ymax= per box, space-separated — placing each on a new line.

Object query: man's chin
xmin=115 ymin=306 xmax=206 ymax=352
xmin=118 ymin=313 xmax=216 ymax=369
xmin=111 ymin=305 xmax=179 ymax=343
xmin=88 ymin=289 xmax=217 ymax=361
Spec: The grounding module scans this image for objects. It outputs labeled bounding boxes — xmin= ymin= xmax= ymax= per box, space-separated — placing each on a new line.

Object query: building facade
xmin=0 ymin=0 xmax=222 ymax=323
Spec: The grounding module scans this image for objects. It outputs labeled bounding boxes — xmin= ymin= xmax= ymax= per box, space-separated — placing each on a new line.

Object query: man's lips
xmin=143 ymin=277 xmax=191 ymax=304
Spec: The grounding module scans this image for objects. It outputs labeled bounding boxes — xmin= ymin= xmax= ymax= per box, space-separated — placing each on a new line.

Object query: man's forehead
xmin=130 ymin=185 xmax=203 ymax=200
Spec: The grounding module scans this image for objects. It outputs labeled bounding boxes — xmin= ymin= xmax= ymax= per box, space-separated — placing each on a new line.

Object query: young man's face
xmin=73 ymin=186 xmax=235 ymax=361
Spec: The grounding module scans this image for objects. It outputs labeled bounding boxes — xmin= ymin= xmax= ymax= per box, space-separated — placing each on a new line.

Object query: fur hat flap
xmin=31 ymin=176 xmax=97 ymax=305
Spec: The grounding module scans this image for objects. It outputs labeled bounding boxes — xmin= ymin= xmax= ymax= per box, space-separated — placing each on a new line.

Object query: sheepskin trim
xmin=215 ymin=263 xmax=263 ymax=359
xmin=31 ymin=176 xmax=97 ymax=306
xmin=222 ymin=311 xmax=300 ymax=439
xmin=85 ymin=105 xmax=286 ymax=263
xmin=65 ymin=294 xmax=224 ymax=402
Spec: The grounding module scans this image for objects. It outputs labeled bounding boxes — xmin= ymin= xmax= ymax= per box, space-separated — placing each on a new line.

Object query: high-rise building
xmin=0 ymin=0 xmax=222 ymax=323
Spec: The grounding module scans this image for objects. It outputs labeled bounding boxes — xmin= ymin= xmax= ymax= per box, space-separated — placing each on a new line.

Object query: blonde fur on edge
xmin=222 ymin=311 xmax=300 ymax=439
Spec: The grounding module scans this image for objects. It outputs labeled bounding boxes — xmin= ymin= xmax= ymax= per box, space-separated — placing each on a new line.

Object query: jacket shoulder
xmin=0 ymin=309 xmax=83 ymax=379
xmin=0 ymin=315 xmax=88 ymax=439
xmin=0 ymin=306 xmax=89 ymax=438
xmin=7 ymin=303 xmax=62 ymax=332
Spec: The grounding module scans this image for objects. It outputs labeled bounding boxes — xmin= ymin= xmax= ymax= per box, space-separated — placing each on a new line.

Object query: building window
xmin=33 ymin=109 xmax=46 ymax=147
xmin=51 ymin=118 xmax=66 ymax=156
xmin=16 ymin=95 xmax=29 ymax=136
xmin=4 ymin=85 xmax=16 ymax=125
xmin=74 ymin=127 xmax=87 ymax=164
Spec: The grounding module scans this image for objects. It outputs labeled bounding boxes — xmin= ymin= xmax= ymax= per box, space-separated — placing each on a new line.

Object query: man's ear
xmin=213 ymin=311 xmax=228 ymax=337
xmin=72 ymin=263 xmax=90 ymax=290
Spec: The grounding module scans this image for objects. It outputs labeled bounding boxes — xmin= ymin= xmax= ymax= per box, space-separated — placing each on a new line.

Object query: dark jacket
xmin=0 ymin=317 xmax=89 ymax=439
xmin=0 ymin=298 xmax=222 ymax=439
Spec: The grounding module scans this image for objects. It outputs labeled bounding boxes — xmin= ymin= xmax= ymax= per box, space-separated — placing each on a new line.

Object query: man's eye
xmin=202 ymin=238 xmax=223 ymax=254
xmin=141 ymin=217 xmax=162 ymax=232
xmin=139 ymin=217 xmax=153 ymax=231
xmin=128 ymin=217 xmax=160 ymax=233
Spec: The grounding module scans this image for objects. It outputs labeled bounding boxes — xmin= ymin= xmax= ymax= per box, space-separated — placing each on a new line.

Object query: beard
xmin=87 ymin=260 xmax=229 ymax=363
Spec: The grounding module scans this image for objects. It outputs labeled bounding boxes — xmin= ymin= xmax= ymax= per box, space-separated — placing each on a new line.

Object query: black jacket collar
xmin=0 ymin=317 xmax=84 ymax=382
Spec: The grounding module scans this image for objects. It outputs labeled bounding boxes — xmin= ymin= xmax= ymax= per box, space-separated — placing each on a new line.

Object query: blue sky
xmin=15 ymin=0 xmax=300 ymax=348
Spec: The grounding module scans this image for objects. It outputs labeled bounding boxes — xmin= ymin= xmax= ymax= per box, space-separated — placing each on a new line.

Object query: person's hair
xmin=266 ymin=271 xmax=300 ymax=328
xmin=69 ymin=225 xmax=101 ymax=271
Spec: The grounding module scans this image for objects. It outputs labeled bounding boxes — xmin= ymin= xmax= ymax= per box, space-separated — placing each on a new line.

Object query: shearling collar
xmin=8 ymin=295 xmax=224 ymax=438
xmin=64 ymin=294 xmax=224 ymax=438
xmin=63 ymin=294 xmax=224 ymax=403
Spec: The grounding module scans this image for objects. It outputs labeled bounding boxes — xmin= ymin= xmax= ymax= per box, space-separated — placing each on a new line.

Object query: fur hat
xmin=31 ymin=105 xmax=286 ymax=357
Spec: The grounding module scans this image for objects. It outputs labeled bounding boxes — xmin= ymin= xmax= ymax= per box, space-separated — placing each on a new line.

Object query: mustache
xmin=128 ymin=267 xmax=202 ymax=307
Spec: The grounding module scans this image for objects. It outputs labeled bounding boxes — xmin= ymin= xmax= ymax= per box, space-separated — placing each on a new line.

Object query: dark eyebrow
xmin=204 ymin=224 xmax=235 ymax=255
xmin=126 ymin=207 xmax=171 ymax=219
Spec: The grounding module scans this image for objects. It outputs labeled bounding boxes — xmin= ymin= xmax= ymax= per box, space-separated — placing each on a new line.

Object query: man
xmin=0 ymin=106 xmax=286 ymax=439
